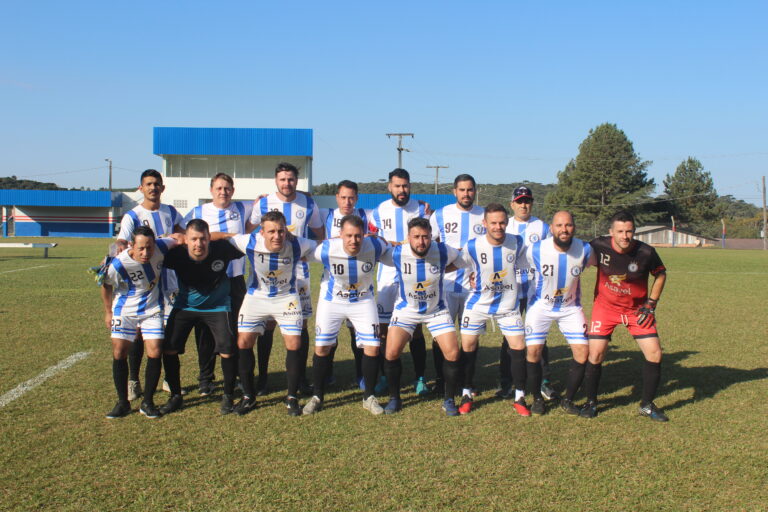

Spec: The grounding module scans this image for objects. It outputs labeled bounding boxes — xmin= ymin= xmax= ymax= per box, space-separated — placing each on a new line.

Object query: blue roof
xmin=153 ymin=127 xmax=313 ymax=156
xmin=0 ymin=190 xmax=114 ymax=207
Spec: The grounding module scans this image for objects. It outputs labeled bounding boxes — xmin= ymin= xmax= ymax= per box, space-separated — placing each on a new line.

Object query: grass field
xmin=0 ymin=238 xmax=766 ymax=511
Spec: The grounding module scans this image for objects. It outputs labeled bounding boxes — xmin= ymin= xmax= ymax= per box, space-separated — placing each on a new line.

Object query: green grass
xmin=0 ymin=239 xmax=766 ymax=511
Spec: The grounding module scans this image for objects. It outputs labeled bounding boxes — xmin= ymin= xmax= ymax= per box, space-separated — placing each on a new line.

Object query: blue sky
xmin=1 ymin=1 xmax=765 ymax=205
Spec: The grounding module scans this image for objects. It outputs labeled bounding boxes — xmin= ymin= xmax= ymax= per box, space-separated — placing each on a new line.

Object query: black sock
xmin=409 ymin=328 xmax=426 ymax=379
xmin=328 ymin=343 xmax=337 ymax=379
xmin=299 ymin=328 xmax=310 ymax=383
xmin=507 ymin=347 xmax=526 ymax=394
xmin=566 ymin=361 xmax=586 ymax=401
xmin=256 ymin=329 xmax=274 ymax=389
xmin=113 ymin=358 xmax=129 ymax=402
xmin=128 ymin=340 xmax=143 ymax=381
xmin=432 ymin=341 xmax=445 ymax=382
xmin=238 ymin=348 xmax=255 ymax=397
xmin=384 ymin=358 xmax=402 ymax=399
xmin=641 ymin=360 xmax=661 ymax=406
xmin=362 ymin=354 xmax=378 ymax=399
xmin=312 ymin=354 xmax=331 ymax=401
xmin=462 ymin=349 xmax=477 ymax=390
xmin=351 ymin=334 xmax=363 ymax=381
xmin=527 ymin=360 xmax=543 ymax=400
xmin=540 ymin=344 xmax=551 ymax=382
xmin=221 ymin=356 xmax=237 ymax=396
xmin=161 ymin=353 xmax=182 ymax=396
xmin=143 ymin=356 xmax=162 ymax=403
xmin=499 ymin=338 xmax=511 ymax=383
xmin=443 ymin=359 xmax=461 ymax=400
xmin=584 ymin=362 xmax=602 ymax=402
xmin=285 ymin=349 xmax=301 ymax=398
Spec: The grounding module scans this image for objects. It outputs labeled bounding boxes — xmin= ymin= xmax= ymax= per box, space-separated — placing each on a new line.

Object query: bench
xmin=0 ymin=242 xmax=58 ymax=258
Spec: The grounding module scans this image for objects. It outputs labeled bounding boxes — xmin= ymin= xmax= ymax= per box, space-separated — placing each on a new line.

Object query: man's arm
xmin=648 ymin=271 xmax=666 ymax=302
xmin=101 ymin=284 xmax=113 ymax=330
xmin=310 ymin=225 xmax=325 ymax=241
xmin=637 ymin=271 xmax=666 ymax=327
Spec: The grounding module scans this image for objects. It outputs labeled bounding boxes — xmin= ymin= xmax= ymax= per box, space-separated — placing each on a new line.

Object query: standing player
xmin=429 ymin=174 xmax=485 ymax=394
xmin=498 ymin=185 xmax=557 ymax=400
xmin=302 ymin=215 xmax=389 ymax=415
xmin=182 ymin=173 xmax=255 ymax=395
xmin=581 ymin=211 xmax=668 ymax=421
xmin=223 ymin=211 xmax=317 ymax=416
xmin=371 ymin=168 xmax=431 ymax=396
xmin=101 ymin=227 xmax=178 ymax=418
xmin=523 ymin=211 xmax=591 ymax=416
xmin=380 ymin=218 xmax=467 ymax=416
xmin=249 ymin=163 xmax=325 ymax=396
xmin=457 ymin=204 xmax=529 ymax=416
xmin=116 ymin=169 xmax=183 ymax=401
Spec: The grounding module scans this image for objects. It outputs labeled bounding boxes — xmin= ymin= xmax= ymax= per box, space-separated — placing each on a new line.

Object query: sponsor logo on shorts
xmin=571 ymin=266 xmax=581 ymax=276
xmin=362 ymin=262 xmax=373 ymax=273
xmin=525 ymin=325 xmax=533 ymax=335
xmin=296 ymin=210 xmax=305 ymax=219
xmin=473 ymin=224 xmax=486 ymax=235
xmin=315 ymin=325 xmax=322 ymax=335
xmin=211 ymin=260 xmax=225 ymax=272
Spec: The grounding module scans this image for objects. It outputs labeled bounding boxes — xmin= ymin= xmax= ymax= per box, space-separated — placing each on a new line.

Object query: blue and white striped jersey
xmin=229 ymin=233 xmax=316 ymax=298
xmin=460 ymin=234 xmax=525 ymax=315
xmin=308 ymin=237 xmax=389 ymax=304
xmin=526 ymin=237 xmax=592 ymax=311
xmin=380 ymin=242 xmax=462 ymax=315
xmin=371 ymin=198 xmax=428 ymax=285
xmin=430 ymin=203 xmax=485 ymax=293
xmin=506 ymin=215 xmax=551 ymax=300
xmin=182 ymin=201 xmax=253 ymax=277
xmin=320 ymin=208 xmax=370 ymax=238
xmin=105 ymin=238 xmax=177 ymax=317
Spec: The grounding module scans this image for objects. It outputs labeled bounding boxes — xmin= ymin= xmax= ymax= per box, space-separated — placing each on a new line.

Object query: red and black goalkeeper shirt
xmin=590 ymin=236 xmax=666 ymax=312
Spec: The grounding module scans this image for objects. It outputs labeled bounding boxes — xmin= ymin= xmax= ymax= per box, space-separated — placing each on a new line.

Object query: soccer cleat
xmin=106 ymin=400 xmax=131 ymax=419
xmin=234 ymin=396 xmax=257 ymax=416
xmin=384 ymin=397 xmax=402 ymax=415
xmin=530 ymin=398 xmax=546 ymax=416
xmin=255 ymin=385 xmax=269 ymax=397
xmin=286 ymin=397 xmax=302 ymax=417
xmin=220 ymin=394 xmax=235 ymax=415
xmin=579 ymin=400 xmax=598 ymax=419
xmin=442 ymin=398 xmax=460 ymax=417
xmin=374 ymin=375 xmax=388 ymax=396
xmin=458 ymin=395 xmax=474 ymax=415
xmin=140 ymin=401 xmax=162 ymax=419
xmin=639 ymin=402 xmax=669 ymax=422
xmin=415 ymin=377 xmax=430 ymax=396
xmin=302 ymin=396 xmax=323 ymax=415
xmin=162 ymin=380 xmax=187 ymax=396
xmin=362 ymin=395 xmax=384 ymax=415
xmin=512 ymin=398 xmax=531 ymax=417
xmin=159 ymin=394 xmax=184 ymax=416
xmin=298 ymin=379 xmax=314 ymax=397
xmin=199 ymin=380 xmax=215 ymax=396
xmin=540 ymin=381 xmax=561 ymax=402
xmin=560 ymin=398 xmax=581 ymax=416
xmin=127 ymin=380 xmax=142 ymax=401
xmin=495 ymin=382 xmax=514 ymax=399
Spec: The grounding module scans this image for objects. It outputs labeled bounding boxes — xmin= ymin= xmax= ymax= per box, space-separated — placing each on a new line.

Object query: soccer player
xmin=380 ymin=218 xmax=467 ymax=416
xmin=429 ymin=173 xmax=485 ymax=395
xmin=159 ymin=219 xmax=246 ymax=416
xmin=182 ymin=173 xmax=255 ymax=395
xmin=371 ymin=168 xmax=431 ymax=396
xmin=457 ymin=203 xmax=529 ymax=416
xmin=249 ymin=163 xmax=325 ymax=396
xmin=116 ymin=169 xmax=183 ymax=401
xmin=302 ymin=215 xmax=389 ymax=415
xmin=101 ymin=226 xmax=179 ymax=418
xmin=523 ymin=211 xmax=592 ymax=416
xmin=223 ymin=210 xmax=317 ymax=416
xmin=498 ymin=185 xmax=557 ymax=400
xmin=581 ymin=210 xmax=668 ymax=421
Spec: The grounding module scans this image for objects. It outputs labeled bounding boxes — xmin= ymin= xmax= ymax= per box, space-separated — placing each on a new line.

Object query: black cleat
xmin=220 ymin=394 xmax=235 ymax=415
xmin=639 ymin=401 xmax=669 ymax=422
xmin=235 ymin=395 xmax=257 ymax=416
xmin=579 ymin=400 xmax=598 ymax=419
xmin=286 ymin=397 xmax=302 ymax=417
xmin=530 ymin=398 xmax=546 ymax=416
xmin=495 ymin=382 xmax=514 ymax=399
xmin=540 ymin=381 xmax=560 ymax=402
xmin=160 ymin=394 xmax=184 ymax=416
xmin=106 ymin=400 xmax=131 ymax=419
xmin=139 ymin=401 xmax=162 ymax=419
xmin=198 ymin=380 xmax=215 ymax=396
xmin=560 ymin=398 xmax=581 ymax=416
xmin=298 ymin=379 xmax=314 ymax=397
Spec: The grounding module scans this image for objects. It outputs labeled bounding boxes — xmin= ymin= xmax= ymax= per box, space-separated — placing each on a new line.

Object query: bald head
xmin=551 ymin=210 xmax=575 ymax=250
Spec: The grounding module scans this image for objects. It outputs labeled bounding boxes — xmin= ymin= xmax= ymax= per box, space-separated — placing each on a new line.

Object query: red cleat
xmin=512 ymin=398 xmax=531 ymax=417
xmin=458 ymin=395 xmax=473 ymax=415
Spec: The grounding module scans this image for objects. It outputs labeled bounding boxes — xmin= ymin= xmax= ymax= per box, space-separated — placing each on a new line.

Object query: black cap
xmin=512 ymin=186 xmax=533 ymax=201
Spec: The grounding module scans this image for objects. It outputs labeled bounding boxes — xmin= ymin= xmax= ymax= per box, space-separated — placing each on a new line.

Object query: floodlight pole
xmin=386 ymin=133 xmax=414 ymax=168
xmin=104 ymin=158 xmax=112 ymax=192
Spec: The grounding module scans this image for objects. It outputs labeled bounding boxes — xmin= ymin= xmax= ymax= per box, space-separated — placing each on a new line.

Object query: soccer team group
xmin=100 ymin=164 xmax=670 ymax=422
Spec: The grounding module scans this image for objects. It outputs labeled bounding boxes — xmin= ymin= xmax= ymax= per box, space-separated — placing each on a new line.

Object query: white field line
xmin=0 ymin=265 xmax=51 ymax=274
xmin=0 ymin=351 xmax=92 ymax=408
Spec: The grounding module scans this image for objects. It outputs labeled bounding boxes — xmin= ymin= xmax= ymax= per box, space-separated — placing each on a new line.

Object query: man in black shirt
xmin=159 ymin=219 xmax=245 ymax=416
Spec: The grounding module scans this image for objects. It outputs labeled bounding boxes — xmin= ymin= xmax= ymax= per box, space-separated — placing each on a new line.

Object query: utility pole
xmin=386 ymin=133 xmax=414 ymax=168
xmin=426 ymin=165 xmax=449 ymax=194
xmin=762 ymin=176 xmax=767 ymax=250
xmin=104 ymin=158 xmax=112 ymax=191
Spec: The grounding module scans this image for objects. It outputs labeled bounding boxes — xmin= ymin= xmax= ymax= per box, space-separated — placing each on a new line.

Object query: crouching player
xmin=380 ymin=218 xmax=468 ymax=416
xmin=523 ymin=211 xmax=591 ymax=416
xmin=302 ymin=215 xmax=389 ymax=415
xmin=101 ymin=226 xmax=178 ymax=418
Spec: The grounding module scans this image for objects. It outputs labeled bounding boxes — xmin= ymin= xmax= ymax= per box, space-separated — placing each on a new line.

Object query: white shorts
xmin=390 ymin=307 xmax=455 ymax=338
xmin=460 ymin=308 xmax=524 ymax=337
xmin=296 ymin=278 xmax=312 ymax=320
xmin=445 ymin=290 xmax=469 ymax=320
xmin=238 ymin=294 xmax=304 ymax=337
xmin=111 ymin=312 xmax=164 ymax=341
xmin=524 ymin=304 xmax=588 ymax=346
xmin=315 ymin=299 xmax=380 ymax=348
xmin=376 ymin=279 xmax=399 ymax=323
